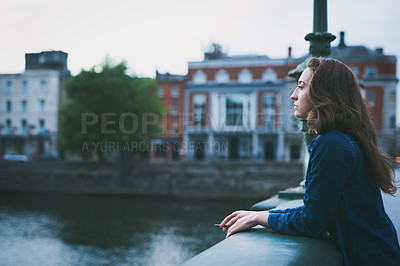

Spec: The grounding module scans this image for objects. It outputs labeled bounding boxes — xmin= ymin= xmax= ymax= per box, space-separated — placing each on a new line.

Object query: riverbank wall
xmin=0 ymin=161 xmax=303 ymax=199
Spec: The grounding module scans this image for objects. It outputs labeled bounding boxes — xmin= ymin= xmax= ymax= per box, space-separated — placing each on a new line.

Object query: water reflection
xmin=0 ymin=192 xmax=254 ymax=265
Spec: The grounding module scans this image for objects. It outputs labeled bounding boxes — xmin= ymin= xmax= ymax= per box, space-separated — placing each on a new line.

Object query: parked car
xmin=3 ymin=153 xmax=29 ymax=162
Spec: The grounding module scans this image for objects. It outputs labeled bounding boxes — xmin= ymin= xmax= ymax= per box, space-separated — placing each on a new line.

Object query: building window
xmin=365 ymin=66 xmax=377 ymax=78
xmin=193 ymin=94 xmax=206 ymax=126
xmin=21 ymin=119 xmax=28 ymax=135
xmin=238 ymin=69 xmax=253 ymax=83
xmin=226 ymin=94 xmax=245 ymax=126
xmin=349 ymin=66 xmax=359 ymax=76
xmin=216 ymin=69 xmax=229 ymax=84
xmin=262 ymin=68 xmax=277 ymax=82
xmin=366 ymin=91 xmax=376 ymax=107
xmin=263 ymin=93 xmax=276 ymax=130
xmin=172 ymin=122 xmax=178 ymax=136
xmin=171 ymin=102 xmax=178 ymax=115
xmin=39 ymin=119 xmax=45 ymax=134
xmin=40 ymin=80 xmax=47 ymax=92
xmin=158 ymin=87 xmax=164 ymax=98
xmin=390 ymin=91 xmax=396 ymax=106
xmin=6 ymin=81 xmax=13 ymax=93
xmin=6 ymin=100 xmax=12 ymax=113
xmin=193 ymin=70 xmax=207 ymax=84
xmin=221 ymin=93 xmax=251 ymax=128
xmin=40 ymin=99 xmax=45 ymax=112
xmin=22 ymin=100 xmax=27 ymax=113
xmin=6 ymin=119 xmax=12 ymax=134
xmin=22 ymin=80 xmax=29 ymax=93
xmin=171 ymin=86 xmax=179 ymax=97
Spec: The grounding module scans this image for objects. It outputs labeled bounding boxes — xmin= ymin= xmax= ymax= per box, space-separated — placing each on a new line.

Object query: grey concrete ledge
xmin=251 ymin=186 xmax=305 ymax=211
xmin=183 ymin=198 xmax=342 ymax=266
xmin=182 ymin=227 xmax=342 ymax=266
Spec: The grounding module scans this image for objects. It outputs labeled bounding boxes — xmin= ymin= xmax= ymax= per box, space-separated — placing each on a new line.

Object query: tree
xmin=58 ymin=60 xmax=164 ymax=161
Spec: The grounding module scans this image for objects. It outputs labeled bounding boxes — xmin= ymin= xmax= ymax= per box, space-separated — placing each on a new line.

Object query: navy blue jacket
xmin=268 ymin=131 xmax=400 ymax=266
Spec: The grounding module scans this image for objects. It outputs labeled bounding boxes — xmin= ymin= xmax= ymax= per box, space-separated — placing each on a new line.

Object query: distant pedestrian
xmin=219 ymin=57 xmax=400 ymax=266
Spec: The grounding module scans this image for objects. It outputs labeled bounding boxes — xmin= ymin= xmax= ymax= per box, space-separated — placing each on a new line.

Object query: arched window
xmin=262 ymin=68 xmax=277 ymax=82
xmin=238 ymin=69 xmax=253 ymax=83
xmin=193 ymin=70 xmax=207 ymax=84
xmin=215 ymin=69 xmax=229 ymax=84
xmin=171 ymin=86 xmax=179 ymax=97
xmin=365 ymin=66 xmax=377 ymax=78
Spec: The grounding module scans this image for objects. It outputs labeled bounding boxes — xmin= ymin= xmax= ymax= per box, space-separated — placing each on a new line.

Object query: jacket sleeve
xmin=268 ymin=206 xmax=304 ymax=214
xmin=268 ymin=134 xmax=355 ymax=237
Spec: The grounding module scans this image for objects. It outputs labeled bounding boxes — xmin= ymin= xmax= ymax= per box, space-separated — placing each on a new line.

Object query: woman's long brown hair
xmin=306 ymin=57 xmax=397 ymax=195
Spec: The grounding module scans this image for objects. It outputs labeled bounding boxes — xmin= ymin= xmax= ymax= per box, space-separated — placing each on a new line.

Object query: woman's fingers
xmin=225 ymin=214 xmax=242 ymax=227
xmin=228 ymin=212 xmax=261 ymax=238
xmin=220 ymin=210 xmax=241 ymax=228
xmin=226 ymin=222 xmax=240 ymax=238
xmin=219 ymin=211 xmax=269 ymax=238
xmin=219 ymin=211 xmax=260 ymax=237
xmin=226 ymin=216 xmax=250 ymax=238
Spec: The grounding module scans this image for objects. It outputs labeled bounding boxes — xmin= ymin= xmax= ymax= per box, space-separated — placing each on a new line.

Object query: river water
xmin=2 ymin=169 xmax=400 ymax=266
xmin=0 ymin=192 xmax=254 ymax=266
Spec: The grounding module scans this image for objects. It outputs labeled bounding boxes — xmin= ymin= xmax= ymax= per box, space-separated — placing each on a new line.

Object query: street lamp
xmin=289 ymin=0 xmax=336 ymax=80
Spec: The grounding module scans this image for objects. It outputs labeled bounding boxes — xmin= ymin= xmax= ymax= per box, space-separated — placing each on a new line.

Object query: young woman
xmin=219 ymin=58 xmax=400 ymax=265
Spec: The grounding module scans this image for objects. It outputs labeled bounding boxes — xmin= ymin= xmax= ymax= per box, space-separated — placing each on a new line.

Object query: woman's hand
xmin=219 ymin=210 xmax=270 ymax=238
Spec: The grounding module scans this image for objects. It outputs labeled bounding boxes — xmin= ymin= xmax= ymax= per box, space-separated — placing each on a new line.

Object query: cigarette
xmin=214 ymin=223 xmax=227 ymax=228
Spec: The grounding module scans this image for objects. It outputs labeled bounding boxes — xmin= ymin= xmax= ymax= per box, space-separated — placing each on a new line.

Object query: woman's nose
xmin=290 ymin=89 xmax=297 ymax=100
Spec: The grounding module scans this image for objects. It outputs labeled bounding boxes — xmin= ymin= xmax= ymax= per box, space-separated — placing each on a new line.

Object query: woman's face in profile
xmin=290 ymin=68 xmax=313 ymax=119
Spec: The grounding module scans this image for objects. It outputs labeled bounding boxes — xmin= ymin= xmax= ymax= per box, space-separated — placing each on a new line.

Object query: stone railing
xmin=182 ymin=185 xmax=343 ymax=265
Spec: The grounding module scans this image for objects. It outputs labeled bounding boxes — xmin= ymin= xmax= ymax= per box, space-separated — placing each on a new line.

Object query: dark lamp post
xmin=288 ymin=0 xmax=336 ymax=80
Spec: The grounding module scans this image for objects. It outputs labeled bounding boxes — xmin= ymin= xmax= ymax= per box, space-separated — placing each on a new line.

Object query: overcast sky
xmin=0 ymin=0 xmax=399 ymax=78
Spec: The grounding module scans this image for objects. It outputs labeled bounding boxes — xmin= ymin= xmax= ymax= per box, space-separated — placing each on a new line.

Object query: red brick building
xmin=153 ymin=72 xmax=186 ymax=160
xmin=156 ymin=32 xmax=397 ymax=161
xmin=330 ymin=32 xmax=397 ymax=155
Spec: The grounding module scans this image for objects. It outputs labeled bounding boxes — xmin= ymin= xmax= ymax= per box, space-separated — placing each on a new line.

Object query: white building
xmin=0 ymin=51 xmax=69 ymax=158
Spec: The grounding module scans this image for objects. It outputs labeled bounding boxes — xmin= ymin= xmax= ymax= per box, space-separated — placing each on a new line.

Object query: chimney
xmin=338 ymin=31 xmax=346 ymax=48
xmin=288 ymin=47 xmax=292 ymax=58
xmin=375 ymin=48 xmax=383 ymax=54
